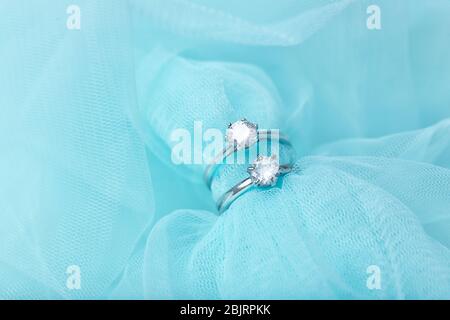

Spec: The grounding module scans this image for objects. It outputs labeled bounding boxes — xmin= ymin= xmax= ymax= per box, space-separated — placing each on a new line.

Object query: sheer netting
xmin=0 ymin=1 xmax=154 ymax=298
xmin=130 ymin=0 xmax=450 ymax=299
xmin=143 ymin=120 xmax=450 ymax=299
xmin=0 ymin=0 xmax=449 ymax=299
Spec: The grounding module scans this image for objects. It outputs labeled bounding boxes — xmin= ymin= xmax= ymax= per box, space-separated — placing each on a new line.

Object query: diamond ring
xmin=203 ymin=119 xmax=292 ymax=188
xmin=216 ymin=154 xmax=293 ymax=213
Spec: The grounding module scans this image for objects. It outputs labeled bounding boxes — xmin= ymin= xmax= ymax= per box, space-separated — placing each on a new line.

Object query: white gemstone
xmin=248 ymin=155 xmax=280 ymax=186
xmin=226 ymin=119 xmax=258 ymax=149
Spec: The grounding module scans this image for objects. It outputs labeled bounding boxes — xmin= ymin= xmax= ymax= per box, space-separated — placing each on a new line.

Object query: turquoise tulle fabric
xmin=1 ymin=0 xmax=449 ymax=299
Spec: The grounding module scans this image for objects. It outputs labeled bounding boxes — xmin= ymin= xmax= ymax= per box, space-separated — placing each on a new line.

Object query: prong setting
xmin=226 ymin=119 xmax=258 ymax=150
xmin=248 ymin=154 xmax=280 ymax=187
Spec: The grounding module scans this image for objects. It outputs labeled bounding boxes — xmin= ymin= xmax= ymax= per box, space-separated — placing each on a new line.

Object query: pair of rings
xmin=204 ymin=119 xmax=295 ymax=213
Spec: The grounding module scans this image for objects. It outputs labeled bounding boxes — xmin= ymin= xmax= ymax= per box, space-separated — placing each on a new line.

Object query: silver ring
xmin=216 ymin=155 xmax=293 ymax=213
xmin=203 ymin=119 xmax=291 ymax=188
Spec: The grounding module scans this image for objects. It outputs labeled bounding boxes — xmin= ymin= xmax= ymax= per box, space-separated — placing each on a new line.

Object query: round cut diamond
xmin=226 ymin=119 xmax=258 ymax=149
xmin=248 ymin=155 xmax=280 ymax=186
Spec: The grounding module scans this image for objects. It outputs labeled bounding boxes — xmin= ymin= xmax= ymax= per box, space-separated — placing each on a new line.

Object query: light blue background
xmin=0 ymin=0 xmax=449 ymax=299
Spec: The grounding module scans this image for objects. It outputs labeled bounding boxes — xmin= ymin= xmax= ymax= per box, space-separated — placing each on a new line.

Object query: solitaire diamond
xmin=226 ymin=119 xmax=258 ymax=149
xmin=248 ymin=155 xmax=280 ymax=186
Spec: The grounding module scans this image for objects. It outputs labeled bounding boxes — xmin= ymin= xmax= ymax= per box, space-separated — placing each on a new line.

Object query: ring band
xmin=216 ymin=155 xmax=293 ymax=213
